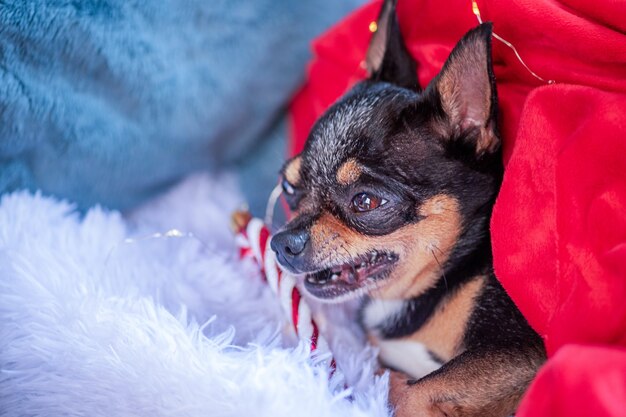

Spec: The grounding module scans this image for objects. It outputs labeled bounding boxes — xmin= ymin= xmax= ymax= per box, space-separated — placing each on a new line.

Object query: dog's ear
xmin=366 ymin=0 xmax=419 ymax=91
xmin=431 ymin=23 xmax=499 ymax=155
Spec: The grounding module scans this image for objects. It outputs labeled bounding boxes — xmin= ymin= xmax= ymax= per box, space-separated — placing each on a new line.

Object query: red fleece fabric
xmin=288 ymin=0 xmax=626 ymax=415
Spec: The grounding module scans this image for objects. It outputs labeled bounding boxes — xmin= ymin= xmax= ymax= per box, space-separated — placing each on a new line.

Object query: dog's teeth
xmin=331 ymin=273 xmax=340 ymax=281
xmin=386 ymin=254 xmax=393 ymax=261
xmin=370 ymin=252 xmax=377 ymax=263
xmin=360 ymin=262 xmax=367 ymax=269
xmin=307 ymin=276 xmax=316 ymax=283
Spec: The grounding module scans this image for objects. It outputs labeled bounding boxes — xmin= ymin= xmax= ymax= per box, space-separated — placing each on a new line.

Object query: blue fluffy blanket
xmin=0 ymin=0 xmax=364 ymax=212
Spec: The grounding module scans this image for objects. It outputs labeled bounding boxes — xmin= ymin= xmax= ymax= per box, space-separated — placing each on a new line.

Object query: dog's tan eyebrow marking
xmin=283 ymin=156 xmax=302 ymax=185
xmin=336 ymin=158 xmax=362 ymax=186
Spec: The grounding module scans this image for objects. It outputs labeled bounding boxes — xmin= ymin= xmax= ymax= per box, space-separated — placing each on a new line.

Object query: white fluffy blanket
xmin=0 ymin=174 xmax=390 ymax=417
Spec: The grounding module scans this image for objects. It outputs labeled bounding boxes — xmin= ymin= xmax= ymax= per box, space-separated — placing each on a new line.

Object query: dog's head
xmin=271 ymin=0 xmax=501 ymax=303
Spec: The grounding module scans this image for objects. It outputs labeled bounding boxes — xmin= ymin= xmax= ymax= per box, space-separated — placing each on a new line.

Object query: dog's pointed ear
xmin=432 ymin=23 xmax=499 ymax=155
xmin=365 ymin=0 xmax=420 ymax=91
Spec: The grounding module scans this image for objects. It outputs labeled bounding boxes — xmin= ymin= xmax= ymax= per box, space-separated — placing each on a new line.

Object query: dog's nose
xmin=270 ymin=229 xmax=310 ymax=271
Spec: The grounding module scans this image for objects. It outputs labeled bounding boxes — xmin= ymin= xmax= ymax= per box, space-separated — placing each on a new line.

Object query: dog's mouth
xmin=303 ymin=250 xmax=398 ymax=301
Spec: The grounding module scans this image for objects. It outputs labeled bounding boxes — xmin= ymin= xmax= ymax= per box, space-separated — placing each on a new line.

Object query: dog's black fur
xmin=270 ymin=1 xmax=545 ymax=415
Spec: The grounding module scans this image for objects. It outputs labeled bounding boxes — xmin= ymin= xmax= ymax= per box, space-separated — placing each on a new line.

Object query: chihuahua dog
xmin=270 ymin=1 xmax=545 ymax=416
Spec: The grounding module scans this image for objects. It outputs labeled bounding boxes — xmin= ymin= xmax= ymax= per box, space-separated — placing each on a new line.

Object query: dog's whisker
xmin=433 ymin=245 xmax=446 ymax=256
xmin=431 ymin=247 xmax=448 ymax=292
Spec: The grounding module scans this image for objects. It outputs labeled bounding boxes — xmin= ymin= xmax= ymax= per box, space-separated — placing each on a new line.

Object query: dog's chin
xmin=302 ymin=250 xmax=399 ymax=303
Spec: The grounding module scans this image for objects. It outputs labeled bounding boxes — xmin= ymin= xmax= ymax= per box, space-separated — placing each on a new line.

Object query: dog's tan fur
xmin=309 ymin=194 xmax=461 ymax=300
xmin=396 ymin=276 xmax=485 ymax=361
xmin=284 ymin=156 xmax=302 ymax=185
xmin=336 ymin=158 xmax=363 ymax=186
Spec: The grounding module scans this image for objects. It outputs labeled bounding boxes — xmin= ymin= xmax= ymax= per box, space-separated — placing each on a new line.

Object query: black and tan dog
xmin=270 ymin=1 xmax=545 ymax=415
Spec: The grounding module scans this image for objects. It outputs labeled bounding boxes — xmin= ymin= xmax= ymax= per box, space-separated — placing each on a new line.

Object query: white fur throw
xmin=0 ymin=174 xmax=390 ymax=417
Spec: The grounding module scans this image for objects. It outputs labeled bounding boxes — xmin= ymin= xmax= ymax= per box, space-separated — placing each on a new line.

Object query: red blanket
xmin=289 ymin=1 xmax=626 ymax=415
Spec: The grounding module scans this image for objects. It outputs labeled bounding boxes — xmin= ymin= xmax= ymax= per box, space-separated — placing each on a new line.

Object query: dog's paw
xmin=388 ymin=371 xmax=450 ymax=417
xmin=387 ymin=370 xmax=414 ymax=403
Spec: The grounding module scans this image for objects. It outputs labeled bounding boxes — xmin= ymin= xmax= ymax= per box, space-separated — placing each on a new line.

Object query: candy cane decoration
xmin=232 ymin=211 xmax=335 ymax=367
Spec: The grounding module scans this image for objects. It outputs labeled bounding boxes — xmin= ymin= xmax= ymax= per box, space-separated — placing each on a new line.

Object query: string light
xmin=121 ymin=229 xmax=197 ymax=244
xmin=365 ymin=2 xmax=556 ymax=85
xmin=471 ymin=0 xmax=555 ymax=85
xmin=102 ymin=228 xmax=207 ymax=281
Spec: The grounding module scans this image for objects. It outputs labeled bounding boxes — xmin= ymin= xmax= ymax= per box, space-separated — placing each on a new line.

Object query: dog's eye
xmin=281 ymin=179 xmax=296 ymax=196
xmin=351 ymin=192 xmax=387 ymax=212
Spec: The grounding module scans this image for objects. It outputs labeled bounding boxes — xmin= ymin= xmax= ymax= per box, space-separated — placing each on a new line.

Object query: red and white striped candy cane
xmin=232 ymin=211 xmax=334 ymax=363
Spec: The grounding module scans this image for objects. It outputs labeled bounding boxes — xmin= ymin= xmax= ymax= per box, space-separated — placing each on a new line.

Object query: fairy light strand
xmin=103 ymin=178 xmax=286 ymax=279
xmin=471 ymin=0 xmax=555 ymax=85
xmin=101 ymin=229 xmax=207 ymax=281
xmin=102 ymin=179 xmax=286 ymax=280
xmin=365 ymin=1 xmax=556 ymax=85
